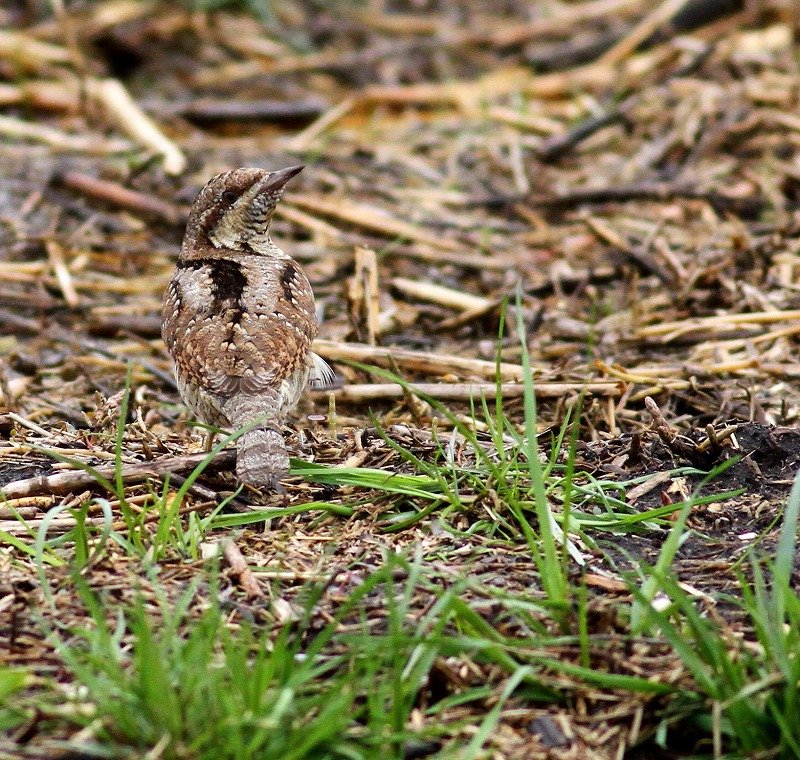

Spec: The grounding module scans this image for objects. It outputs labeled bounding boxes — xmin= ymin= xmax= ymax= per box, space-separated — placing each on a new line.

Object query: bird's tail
xmin=236 ymin=427 xmax=289 ymax=491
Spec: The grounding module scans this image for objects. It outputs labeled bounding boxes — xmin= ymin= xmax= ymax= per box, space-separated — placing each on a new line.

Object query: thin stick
xmin=637 ymin=310 xmax=800 ymax=340
xmin=56 ymin=172 xmax=187 ymax=224
xmin=0 ymin=450 xmax=237 ymax=500
xmin=0 ymin=114 xmax=131 ymax=153
xmin=177 ymin=97 xmax=324 ymax=124
xmin=596 ymin=0 xmax=690 ymax=68
xmin=0 ymin=30 xmax=72 ymax=71
xmin=221 ymin=539 xmax=264 ymax=598
xmin=391 ymin=277 xmax=493 ymax=312
xmin=88 ymin=78 xmax=186 ymax=175
xmin=277 ymin=203 xmax=350 ymax=241
xmin=352 ymin=247 xmax=381 ymax=344
xmin=312 ymin=339 xmax=530 ymax=381
xmin=286 ymin=96 xmax=356 ymax=151
xmin=45 ymin=241 xmax=80 ymax=307
xmin=6 ymin=412 xmax=52 ymax=437
xmin=289 ymin=194 xmax=462 ymax=251
xmin=325 ymin=381 xmax=620 ymax=402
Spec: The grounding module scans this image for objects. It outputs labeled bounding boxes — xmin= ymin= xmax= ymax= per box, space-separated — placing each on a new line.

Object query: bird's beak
xmin=260 ymin=165 xmax=304 ymax=193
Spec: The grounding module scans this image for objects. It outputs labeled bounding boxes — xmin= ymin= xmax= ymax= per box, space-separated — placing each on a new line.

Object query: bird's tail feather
xmin=236 ymin=427 xmax=288 ymax=490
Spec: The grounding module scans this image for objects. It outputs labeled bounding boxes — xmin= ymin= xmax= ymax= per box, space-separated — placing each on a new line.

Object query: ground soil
xmin=2 ymin=1 xmax=800 ymax=758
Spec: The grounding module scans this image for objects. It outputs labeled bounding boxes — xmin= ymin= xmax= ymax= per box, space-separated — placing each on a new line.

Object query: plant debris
xmin=1 ymin=0 xmax=800 ymax=757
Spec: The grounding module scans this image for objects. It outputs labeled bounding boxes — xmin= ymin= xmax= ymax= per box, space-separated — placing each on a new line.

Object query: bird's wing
xmin=163 ymin=257 xmax=318 ymax=398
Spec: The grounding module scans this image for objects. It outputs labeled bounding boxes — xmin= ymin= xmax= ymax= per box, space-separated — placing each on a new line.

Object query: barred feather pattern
xmin=161 ymin=166 xmax=332 ymax=490
xmin=236 ymin=427 xmax=288 ymax=490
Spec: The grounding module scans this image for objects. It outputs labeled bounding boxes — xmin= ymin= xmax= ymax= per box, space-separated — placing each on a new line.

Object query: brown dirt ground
xmin=2 ymin=0 xmax=800 ymax=758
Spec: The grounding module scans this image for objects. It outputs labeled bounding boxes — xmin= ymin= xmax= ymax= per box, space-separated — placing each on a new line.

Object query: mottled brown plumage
xmin=162 ymin=166 xmax=332 ymax=490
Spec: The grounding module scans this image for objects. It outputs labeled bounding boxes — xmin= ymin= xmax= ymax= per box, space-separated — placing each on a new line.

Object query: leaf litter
xmin=1 ymin=0 xmax=800 ymax=757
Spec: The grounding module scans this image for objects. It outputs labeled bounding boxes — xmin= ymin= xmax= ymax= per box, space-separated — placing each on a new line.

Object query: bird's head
xmin=185 ymin=165 xmax=303 ymax=252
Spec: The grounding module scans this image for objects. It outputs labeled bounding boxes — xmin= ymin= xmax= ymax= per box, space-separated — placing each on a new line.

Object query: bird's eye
xmin=222 ymin=190 xmax=238 ymax=204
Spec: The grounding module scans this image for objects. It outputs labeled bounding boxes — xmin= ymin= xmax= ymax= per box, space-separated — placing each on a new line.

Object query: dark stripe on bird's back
xmin=279 ymin=261 xmax=298 ymax=305
xmin=176 ymin=258 xmax=247 ymax=313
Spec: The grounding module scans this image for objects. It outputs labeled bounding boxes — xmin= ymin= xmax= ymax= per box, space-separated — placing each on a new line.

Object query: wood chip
xmin=222 ymin=539 xmax=264 ymax=599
